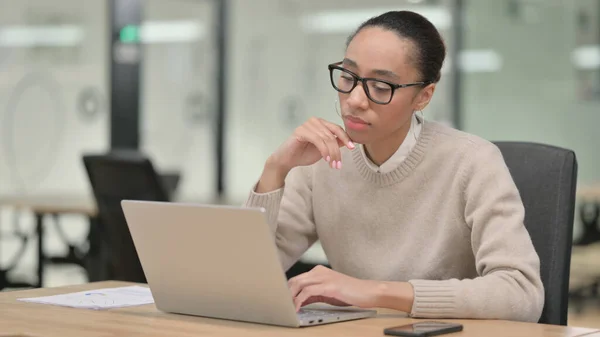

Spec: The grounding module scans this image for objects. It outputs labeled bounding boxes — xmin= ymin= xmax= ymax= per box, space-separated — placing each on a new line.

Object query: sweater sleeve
xmin=408 ymin=142 xmax=545 ymax=323
xmin=244 ymin=166 xmax=318 ymax=271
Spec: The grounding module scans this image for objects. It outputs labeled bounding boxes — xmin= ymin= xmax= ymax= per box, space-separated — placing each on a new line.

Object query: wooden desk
xmin=1 ymin=281 xmax=598 ymax=337
xmin=571 ymin=243 xmax=600 ymax=282
xmin=0 ymin=194 xmax=97 ymax=216
xmin=578 ymin=184 xmax=600 ymax=202
xmin=0 ymin=195 xmax=99 ymax=288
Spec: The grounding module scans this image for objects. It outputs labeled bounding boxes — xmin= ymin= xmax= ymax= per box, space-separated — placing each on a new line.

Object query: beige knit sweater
xmin=245 ymin=120 xmax=544 ymax=322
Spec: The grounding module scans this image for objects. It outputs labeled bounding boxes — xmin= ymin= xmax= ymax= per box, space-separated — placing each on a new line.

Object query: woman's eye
xmin=373 ymin=84 xmax=391 ymax=92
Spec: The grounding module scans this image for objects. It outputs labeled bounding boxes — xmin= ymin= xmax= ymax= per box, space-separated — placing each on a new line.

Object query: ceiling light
xmin=300 ymin=6 xmax=451 ymax=34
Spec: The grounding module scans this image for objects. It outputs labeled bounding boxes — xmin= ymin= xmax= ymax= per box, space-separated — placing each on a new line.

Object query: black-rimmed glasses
xmin=328 ymin=61 xmax=431 ymax=105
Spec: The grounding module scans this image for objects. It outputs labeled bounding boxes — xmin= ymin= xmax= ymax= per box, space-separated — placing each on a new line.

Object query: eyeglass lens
xmin=330 ymin=68 xmax=394 ymax=104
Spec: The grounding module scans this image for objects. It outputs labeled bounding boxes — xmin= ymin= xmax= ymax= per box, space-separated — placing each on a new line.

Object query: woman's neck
xmin=364 ymin=119 xmax=412 ymax=166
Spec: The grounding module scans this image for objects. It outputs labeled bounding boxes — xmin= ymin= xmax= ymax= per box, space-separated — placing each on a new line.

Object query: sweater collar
xmin=352 ymin=116 xmax=434 ymax=187
xmin=359 ymin=113 xmax=422 ymax=174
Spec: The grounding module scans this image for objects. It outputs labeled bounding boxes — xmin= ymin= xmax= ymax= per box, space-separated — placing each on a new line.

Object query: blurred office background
xmin=1 ymin=0 xmax=600 ymax=327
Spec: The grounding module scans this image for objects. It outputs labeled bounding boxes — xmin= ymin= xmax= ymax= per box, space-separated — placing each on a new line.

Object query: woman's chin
xmin=344 ymin=129 xmax=369 ymax=145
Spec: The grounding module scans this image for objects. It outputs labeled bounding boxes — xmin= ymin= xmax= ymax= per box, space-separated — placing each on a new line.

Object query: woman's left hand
xmin=287 ymin=265 xmax=380 ymax=311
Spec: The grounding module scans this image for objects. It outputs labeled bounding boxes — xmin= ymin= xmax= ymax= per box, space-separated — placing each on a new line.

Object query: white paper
xmin=18 ymin=285 xmax=155 ymax=310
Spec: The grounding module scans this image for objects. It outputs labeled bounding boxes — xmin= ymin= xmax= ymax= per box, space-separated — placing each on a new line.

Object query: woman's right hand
xmin=256 ymin=118 xmax=355 ymax=193
xmin=273 ymin=117 xmax=355 ymax=171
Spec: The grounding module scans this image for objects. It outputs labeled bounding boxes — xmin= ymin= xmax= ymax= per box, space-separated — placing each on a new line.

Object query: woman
xmin=245 ymin=10 xmax=544 ymax=322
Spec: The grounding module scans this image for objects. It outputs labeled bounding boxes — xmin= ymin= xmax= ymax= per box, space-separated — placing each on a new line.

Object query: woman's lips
xmin=343 ymin=115 xmax=370 ymax=131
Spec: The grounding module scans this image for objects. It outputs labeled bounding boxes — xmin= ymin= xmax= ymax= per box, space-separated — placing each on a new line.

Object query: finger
xmin=316 ymin=119 xmax=347 ymax=169
xmin=288 ymin=272 xmax=320 ymax=298
xmin=287 ymin=275 xmax=302 ymax=298
xmin=301 ymin=296 xmax=350 ymax=308
xmin=321 ymin=120 xmax=355 ymax=150
xmin=295 ymin=126 xmax=330 ymax=161
xmin=315 ymin=119 xmax=354 ymax=169
xmin=335 ymin=137 xmax=348 ymax=148
xmin=296 ymin=296 xmax=324 ymax=308
xmin=294 ymin=285 xmax=326 ymax=312
xmin=305 ymin=122 xmax=340 ymax=168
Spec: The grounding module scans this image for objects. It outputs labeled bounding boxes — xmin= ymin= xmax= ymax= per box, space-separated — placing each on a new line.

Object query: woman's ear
xmin=413 ymin=83 xmax=436 ymax=111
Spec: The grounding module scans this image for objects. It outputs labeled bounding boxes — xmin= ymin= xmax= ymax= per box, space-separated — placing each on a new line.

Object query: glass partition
xmin=0 ymin=0 xmax=110 ymax=287
xmin=0 ymin=0 xmax=109 ymax=196
xmin=140 ymin=0 xmax=217 ymax=202
xmin=461 ymin=0 xmax=600 ymax=239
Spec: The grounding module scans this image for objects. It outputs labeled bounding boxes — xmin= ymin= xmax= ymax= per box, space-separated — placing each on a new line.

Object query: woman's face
xmin=338 ymin=26 xmax=435 ymax=145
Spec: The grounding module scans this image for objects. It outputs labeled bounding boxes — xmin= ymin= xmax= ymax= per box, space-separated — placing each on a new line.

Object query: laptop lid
xmin=121 ymin=200 xmax=301 ymax=327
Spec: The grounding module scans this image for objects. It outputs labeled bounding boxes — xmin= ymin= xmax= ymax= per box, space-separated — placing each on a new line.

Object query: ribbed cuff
xmin=408 ymin=280 xmax=458 ymax=318
xmin=245 ymin=182 xmax=284 ymax=232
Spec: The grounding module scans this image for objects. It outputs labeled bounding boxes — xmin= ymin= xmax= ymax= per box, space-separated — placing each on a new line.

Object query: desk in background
xmin=578 ymin=184 xmax=600 ymax=201
xmin=577 ymin=184 xmax=600 ymax=243
xmin=570 ymin=185 xmax=600 ymax=312
xmin=0 ymin=194 xmax=332 ymax=288
xmin=0 ymin=194 xmax=99 ymax=289
xmin=1 ymin=281 xmax=598 ymax=337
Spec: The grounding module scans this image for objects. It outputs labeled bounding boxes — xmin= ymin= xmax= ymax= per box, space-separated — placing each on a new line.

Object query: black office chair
xmin=83 ymin=150 xmax=173 ymax=283
xmin=494 ymin=141 xmax=577 ymax=325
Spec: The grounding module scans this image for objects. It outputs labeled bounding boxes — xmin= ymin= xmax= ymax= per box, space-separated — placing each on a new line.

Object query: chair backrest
xmin=83 ymin=150 xmax=171 ymax=283
xmin=494 ymin=141 xmax=577 ymax=325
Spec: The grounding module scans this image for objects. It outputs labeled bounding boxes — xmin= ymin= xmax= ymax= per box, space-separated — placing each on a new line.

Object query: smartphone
xmin=383 ymin=321 xmax=463 ymax=337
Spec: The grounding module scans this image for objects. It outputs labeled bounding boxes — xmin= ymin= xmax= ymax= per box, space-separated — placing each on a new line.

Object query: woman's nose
xmin=346 ymin=83 xmax=369 ymax=110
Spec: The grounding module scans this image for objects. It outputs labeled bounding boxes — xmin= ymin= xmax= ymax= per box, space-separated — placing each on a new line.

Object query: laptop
xmin=120 ymin=200 xmax=377 ymax=327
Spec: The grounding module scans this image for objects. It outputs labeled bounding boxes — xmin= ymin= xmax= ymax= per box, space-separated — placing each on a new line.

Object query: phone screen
xmin=385 ymin=321 xmax=463 ymax=336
